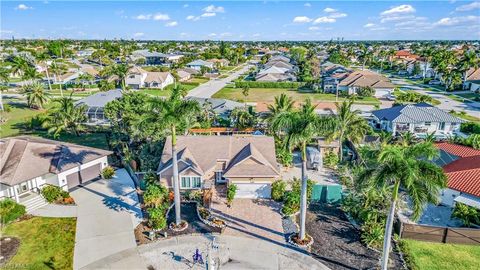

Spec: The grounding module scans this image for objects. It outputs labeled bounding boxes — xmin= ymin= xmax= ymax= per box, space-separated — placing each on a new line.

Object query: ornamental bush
xmin=147 ymin=206 xmax=167 ymax=230
xmin=227 ymin=184 xmax=237 ymax=205
xmin=271 ymin=180 xmax=286 ymax=201
xmin=323 ymin=152 xmax=339 ymax=169
xmin=41 ymin=185 xmax=66 ymax=203
xmin=101 ymin=166 xmax=115 ymax=179
xmin=0 ymin=199 xmax=26 ymax=225
xmin=143 ymin=183 xmax=169 ymax=208
xmin=452 ymin=202 xmax=480 ymax=227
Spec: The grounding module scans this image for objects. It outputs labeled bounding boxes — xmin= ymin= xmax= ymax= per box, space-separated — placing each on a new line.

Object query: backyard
xmin=400 ymin=239 xmax=480 ymax=270
xmin=140 ymin=83 xmax=197 ymax=97
xmin=212 ymin=86 xmax=381 ymax=104
xmin=1 ymin=216 xmax=77 ymax=270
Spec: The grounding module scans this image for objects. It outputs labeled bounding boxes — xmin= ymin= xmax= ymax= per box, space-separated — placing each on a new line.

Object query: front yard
xmin=1 ymin=216 xmax=76 ymax=269
xmin=212 ymin=87 xmax=380 ymax=105
xmin=140 ymin=83 xmax=197 ymax=97
xmin=400 ymin=239 xmax=480 ymax=270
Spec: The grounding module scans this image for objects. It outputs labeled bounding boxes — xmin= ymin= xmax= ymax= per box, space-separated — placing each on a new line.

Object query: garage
xmin=66 ymin=163 xmax=102 ymax=189
xmin=374 ymin=89 xmax=392 ymax=98
xmin=234 ymin=183 xmax=272 ymax=199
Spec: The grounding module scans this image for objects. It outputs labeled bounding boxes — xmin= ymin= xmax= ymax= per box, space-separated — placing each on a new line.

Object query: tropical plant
xmin=147 ymin=206 xmax=167 ymax=230
xmin=143 ymin=183 xmax=169 ymax=208
xmin=271 ymin=98 xmax=335 ymax=240
xmin=42 ymin=96 xmax=87 ymax=137
xmin=107 ymin=63 xmax=130 ymax=90
xmin=452 ymin=202 xmax=480 ymax=227
xmin=0 ymin=67 xmax=9 ymax=111
xmin=41 ymin=185 xmax=69 ymax=203
xmin=101 ymin=166 xmax=115 ymax=179
xmin=271 ymin=180 xmax=286 ymax=201
xmin=227 ymin=184 xmax=237 ymax=206
xmin=323 ymin=151 xmax=339 ymax=169
xmin=230 ymin=107 xmax=256 ymax=129
xmin=0 ymin=199 xmax=26 ymax=225
xmin=359 ymin=142 xmax=447 ymax=270
xmin=23 ymin=82 xmax=50 ymax=109
xmin=98 ymin=79 xmax=115 ymax=91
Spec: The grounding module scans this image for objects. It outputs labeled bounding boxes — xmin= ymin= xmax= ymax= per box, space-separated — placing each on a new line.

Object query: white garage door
xmin=234 ymin=183 xmax=271 ymax=199
xmin=374 ymin=89 xmax=391 ymax=98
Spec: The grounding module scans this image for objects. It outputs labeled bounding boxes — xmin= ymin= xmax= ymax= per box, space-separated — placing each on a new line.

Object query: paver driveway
xmin=71 ymin=169 xmax=142 ymax=270
xmin=211 ymin=197 xmax=285 ymax=245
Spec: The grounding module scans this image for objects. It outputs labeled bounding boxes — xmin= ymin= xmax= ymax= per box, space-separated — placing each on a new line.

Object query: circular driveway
xmin=81 ymin=235 xmax=330 ymax=270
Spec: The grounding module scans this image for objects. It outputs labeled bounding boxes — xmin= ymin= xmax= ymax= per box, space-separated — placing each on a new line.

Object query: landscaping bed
xmin=306 ymin=203 xmax=404 ymax=270
xmin=0 ymin=237 xmax=20 ymax=266
xmin=163 ymin=202 xmax=222 ymax=236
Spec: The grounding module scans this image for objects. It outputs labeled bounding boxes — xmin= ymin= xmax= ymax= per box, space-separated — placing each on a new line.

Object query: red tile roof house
xmin=0 ymin=136 xmax=112 ymax=212
xmin=157 ymin=136 xmax=280 ymax=199
xmin=435 ymin=142 xmax=480 ymax=209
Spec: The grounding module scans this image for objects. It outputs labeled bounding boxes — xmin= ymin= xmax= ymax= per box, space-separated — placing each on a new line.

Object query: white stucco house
xmin=125 ymin=66 xmax=175 ymax=89
xmin=0 ymin=136 xmax=112 ymax=211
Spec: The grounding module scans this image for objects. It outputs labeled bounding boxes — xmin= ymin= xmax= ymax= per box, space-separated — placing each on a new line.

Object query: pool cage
xmin=85 ymin=106 xmax=109 ymax=125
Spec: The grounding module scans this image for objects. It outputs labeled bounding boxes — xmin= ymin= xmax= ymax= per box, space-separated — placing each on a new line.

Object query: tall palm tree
xmin=36 ymin=53 xmax=53 ymax=91
xmin=360 ymin=142 xmax=446 ymax=270
xmin=42 ymin=96 xmax=87 ymax=137
xmin=22 ymin=66 xmax=42 ymax=84
xmin=329 ymin=98 xmax=370 ymax=161
xmin=0 ymin=67 xmax=9 ymax=111
xmin=23 ymin=83 xmax=50 ymax=109
xmin=109 ymin=64 xmax=130 ymax=90
xmin=267 ymin=93 xmax=294 ymax=117
xmin=271 ymin=99 xmax=335 ymax=240
xmin=138 ymin=86 xmax=200 ymax=225
xmin=9 ymin=55 xmax=30 ymax=78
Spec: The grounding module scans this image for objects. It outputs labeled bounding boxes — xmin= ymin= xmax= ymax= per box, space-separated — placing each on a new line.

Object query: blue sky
xmin=1 ymin=1 xmax=479 ymax=40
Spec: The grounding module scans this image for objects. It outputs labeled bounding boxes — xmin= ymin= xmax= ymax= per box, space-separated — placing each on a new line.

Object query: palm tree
xmin=23 ymin=83 xmax=50 ymax=109
xmin=242 ymin=85 xmax=250 ymax=107
xmin=36 ymin=53 xmax=53 ymax=91
xmin=42 ymin=96 xmax=87 ymax=137
xmin=108 ymin=64 xmax=130 ymax=90
xmin=9 ymin=55 xmax=30 ymax=78
xmin=0 ymin=67 xmax=9 ymax=111
xmin=271 ymin=99 xmax=335 ymax=240
xmin=231 ymin=107 xmax=255 ymax=129
xmin=50 ymin=60 xmax=67 ymax=97
xmin=458 ymin=50 xmax=478 ymax=83
xmin=361 ymin=142 xmax=446 ymax=270
xmin=267 ymin=93 xmax=294 ymax=117
xmin=22 ymin=66 xmax=42 ymax=84
xmin=138 ymin=86 xmax=200 ymax=225
xmin=329 ymin=98 xmax=370 ymax=161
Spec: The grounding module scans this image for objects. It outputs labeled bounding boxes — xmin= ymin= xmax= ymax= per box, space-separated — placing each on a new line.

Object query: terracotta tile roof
xmin=436 ymin=142 xmax=480 ymax=157
xmin=435 ymin=143 xmax=480 ymax=197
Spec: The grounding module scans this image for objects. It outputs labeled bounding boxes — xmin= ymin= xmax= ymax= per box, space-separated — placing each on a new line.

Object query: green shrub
xmin=0 ymin=199 xmax=26 ymax=224
xmin=460 ymin=122 xmax=480 ymax=134
xmin=282 ymin=191 xmax=300 ymax=215
xmin=41 ymin=185 xmax=66 ymax=203
xmin=276 ymin=147 xmax=293 ymax=167
xmin=323 ymin=152 xmax=339 ymax=169
xmin=186 ymin=190 xmax=203 ymax=202
xmin=452 ymin=202 xmax=480 ymax=227
xmin=271 ymin=180 xmax=286 ymax=201
xmin=360 ymin=218 xmax=385 ymax=249
xmin=357 ymin=86 xmax=375 ymax=97
xmin=101 ymin=166 xmax=115 ymax=179
xmin=142 ymin=171 xmax=158 ymax=187
xmin=147 ymin=207 xmax=167 ymax=230
xmin=227 ymin=184 xmax=237 ymax=205
xmin=143 ymin=183 xmax=169 ymax=208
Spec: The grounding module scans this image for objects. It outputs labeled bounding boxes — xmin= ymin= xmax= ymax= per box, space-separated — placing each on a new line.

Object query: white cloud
xmin=308 ymin=26 xmax=319 ymax=31
xmin=203 ymin=5 xmax=225 ymax=13
xmin=165 ymin=21 xmax=178 ymax=27
xmin=186 ymin=15 xmax=196 ymax=20
xmin=323 ymin=7 xmax=337 ymax=13
xmin=153 ymin=13 xmax=170 ymax=21
xmin=201 ymin=12 xmax=216 ymax=18
xmin=456 ymin=1 xmax=480 ymax=11
xmin=208 ymin=33 xmax=217 ymax=37
xmin=329 ymin=12 xmax=347 ymax=19
xmin=304 ymin=3 xmax=311 ymax=7
xmin=183 ymin=4 xmax=189 ymax=8
xmin=15 ymin=4 xmax=32 ymax=10
xmin=313 ymin=16 xmax=336 ymax=24
xmin=364 ymin=23 xmax=376 ymax=28
xmin=380 ymin=15 xmax=415 ymax=23
xmin=134 ymin=14 xmax=152 ymax=20
xmin=134 ymin=32 xmax=145 ymax=37
xmin=293 ymin=16 xmax=313 ymax=23
xmin=381 ymin=4 xmax=416 ymax=16
xmin=0 ymin=30 xmax=14 ymax=34
xmin=434 ymin=15 xmax=479 ymax=26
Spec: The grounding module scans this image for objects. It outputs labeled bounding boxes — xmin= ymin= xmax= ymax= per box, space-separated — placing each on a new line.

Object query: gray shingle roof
xmin=372 ymin=103 xmax=464 ymax=123
xmin=74 ymin=89 xmax=123 ymax=108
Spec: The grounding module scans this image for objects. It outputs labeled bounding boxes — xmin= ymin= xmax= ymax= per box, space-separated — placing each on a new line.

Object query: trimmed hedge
xmin=461 ymin=122 xmax=480 ymax=134
xmin=234 ymin=81 xmax=305 ymax=89
xmin=41 ymin=185 xmax=69 ymax=203
xmin=0 ymin=199 xmax=26 ymax=224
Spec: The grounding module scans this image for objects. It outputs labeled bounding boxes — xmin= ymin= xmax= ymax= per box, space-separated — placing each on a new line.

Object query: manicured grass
xmin=456 ymin=92 xmax=480 ymax=100
xmin=47 ymin=89 xmax=100 ymax=97
xmin=212 ymin=87 xmax=381 ymax=105
xmin=400 ymin=239 xmax=480 ymax=270
xmin=219 ymin=66 xmax=236 ymax=72
xmin=451 ymin=111 xmax=480 ymax=123
xmin=188 ymin=77 xmax=209 ymax=84
xmin=32 ymin=131 xmax=110 ymax=149
xmin=2 ymin=216 xmax=76 ymax=270
xmin=140 ymin=83 xmax=197 ymax=97
xmin=1 ymin=99 xmax=50 ymax=138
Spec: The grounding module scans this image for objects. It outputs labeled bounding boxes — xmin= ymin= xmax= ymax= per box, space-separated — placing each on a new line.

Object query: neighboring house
xmin=186 ymin=59 xmax=215 ymax=71
xmin=0 ymin=136 xmax=111 ymax=211
xmin=177 ymin=70 xmax=191 ymax=82
xmin=370 ymin=103 xmax=464 ymax=138
xmin=435 ymin=142 xmax=480 ymax=209
xmin=125 ymin=66 xmax=174 ymax=89
xmin=131 ymin=50 xmax=183 ymax=65
xmin=207 ymin=58 xmax=230 ymax=68
xmin=338 ymin=69 xmax=395 ymax=98
xmin=76 ymin=49 xmax=95 ymax=57
xmin=157 ymin=136 xmax=280 ymax=199
xmin=265 ymin=60 xmax=293 ymax=70
xmin=269 ymin=55 xmax=290 ymax=63
xmin=74 ymin=89 xmax=123 ymax=125
xmin=186 ymin=97 xmax=244 ymax=119
xmin=52 ymin=71 xmax=82 ymax=85
xmin=255 ymin=65 xmax=296 ymax=82
xmin=463 ymin=68 xmax=480 ymax=92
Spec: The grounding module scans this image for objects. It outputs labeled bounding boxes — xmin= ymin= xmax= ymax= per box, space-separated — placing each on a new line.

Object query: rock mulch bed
xmin=306 ymin=203 xmax=404 ymax=270
xmin=163 ymin=203 xmax=222 ymax=237
xmin=0 ymin=237 xmax=20 ymax=266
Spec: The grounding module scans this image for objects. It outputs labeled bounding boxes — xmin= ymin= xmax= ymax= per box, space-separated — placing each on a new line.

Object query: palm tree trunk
xmin=45 ymin=67 xmax=52 ymax=91
xmin=0 ymin=91 xmax=3 ymax=111
xmin=380 ymin=180 xmax=400 ymax=270
xmin=299 ymin=141 xmax=308 ymax=240
xmin=171 ymin=126 xmax=182 ymax=225
xmin=338 ymin=134 xmax=343 ymax=162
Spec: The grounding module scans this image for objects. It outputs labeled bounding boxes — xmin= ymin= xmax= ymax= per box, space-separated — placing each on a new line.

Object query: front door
xmin=17 ymin=182 xmax=29 ymax=194
xmin=215 ymin=171 xmax=226 ymax=184
xmin=439 ymin=122 xmax=445 ymax=131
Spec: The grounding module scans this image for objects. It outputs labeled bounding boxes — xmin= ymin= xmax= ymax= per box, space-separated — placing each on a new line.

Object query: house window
xmin=424 ymin=122 xmax=431 ymax=126
xmin=180 ymin=176 xmax=201 ymax=188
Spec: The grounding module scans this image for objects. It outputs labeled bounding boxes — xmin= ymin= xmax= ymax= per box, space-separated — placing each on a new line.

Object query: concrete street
xmin=187 ymin=63 xmax=253 ymax=98
xmin=81 ymin=235 xmax=330 ymax=270
xmin=70 ymin=169 xmax=142 ymax=270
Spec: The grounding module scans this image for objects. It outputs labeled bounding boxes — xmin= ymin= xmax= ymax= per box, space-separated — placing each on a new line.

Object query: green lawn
xmin=219 ymin=66 xmax=236 ymax=72
xmin=1 ymin=100 xmax=50 ymax=138
xmin=47 ymin=89 xmax=100 ymax=97
xmin=188 ymin=77 xmax=209 ymax=84
xmin=451 ymin=111 xmax=480 ymax=123
xmin=400 ymin=239 xmax=480 ymax=270
xmin=212 ymin=87 xmax=381 ymax=105
xmin=2 ymin=217 xmax=76 ymax=270
xmin=456 ymin=92 xmax=480 ymax=100
xmin=140 ymin=83 xmax=197 ymax=97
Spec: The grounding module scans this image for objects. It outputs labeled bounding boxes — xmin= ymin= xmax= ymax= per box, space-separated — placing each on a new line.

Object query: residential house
xmin=125 ymin=66 xmax=175 ymax=89
xmin=74 ymin=89 xmax=123 ymax=125
xmin=185 ymin=59 xmax=215 ymax=71
xmin=370 ymin=103 xmax=464 ymax=138
xmin=177 ymin=70 xmax=191 ymax=82
xmin=0 ymin=136 xmax=111 ymax=211
xmin=157 ymin=136 xmax=280 ymax=198
xmin=338 ymin=69 xmax=395 ymax=98
xmin=255 ymin=66 xmax=296 ymax=82
xmin=435 ymin=142 xmax=480 ymax=209
xmin=207 ymin=58 xmax=230 ymax=68
xmin=131 ymin=50 xmax=183 ymax=65
xmin=186 ymin=97 xmax=244 ymax=119
xmin=463 ymin=68 xmax=480 ymax=92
